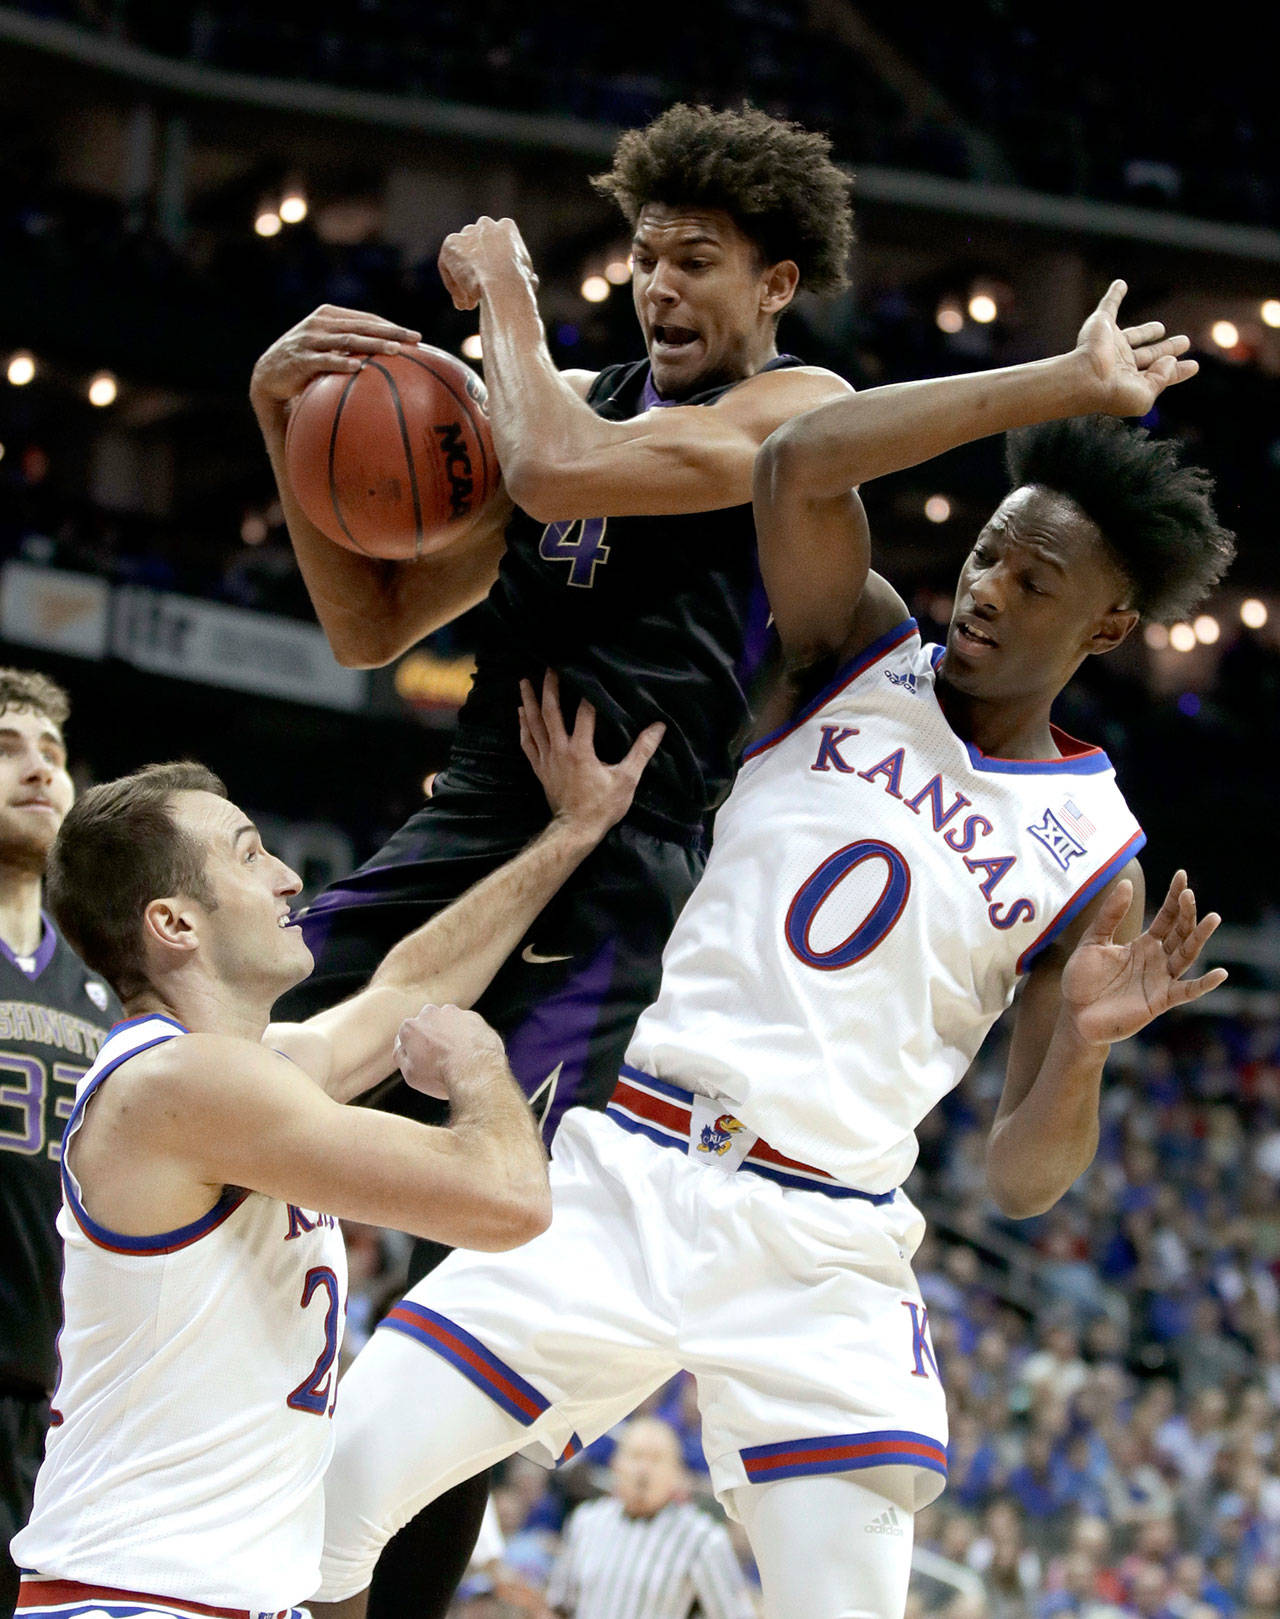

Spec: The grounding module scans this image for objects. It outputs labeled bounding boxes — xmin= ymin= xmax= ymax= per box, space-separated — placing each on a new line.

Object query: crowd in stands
xmin=334 ymin=1005 xmax=1280 ymax=1617
xmin=21 ymin=2 xmax=1280 ymax=229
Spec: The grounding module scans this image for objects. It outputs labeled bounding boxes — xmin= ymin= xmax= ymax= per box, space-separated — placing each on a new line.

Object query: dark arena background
xmin=2 ymin=5 xmax=1279 ymax=1615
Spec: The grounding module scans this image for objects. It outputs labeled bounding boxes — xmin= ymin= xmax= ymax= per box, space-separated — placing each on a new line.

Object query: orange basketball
xmin=284 ymin=345 xmax=500 ymax=560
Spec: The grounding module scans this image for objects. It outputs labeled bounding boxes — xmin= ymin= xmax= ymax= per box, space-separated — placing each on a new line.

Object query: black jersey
xmin=450 ymin=356 xmax=805 ymax=840
xmin=0 ymin=919 xmax=120 ymax=1393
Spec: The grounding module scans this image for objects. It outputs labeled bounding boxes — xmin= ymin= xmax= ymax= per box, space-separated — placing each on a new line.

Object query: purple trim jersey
xmin=450 ymin=356 xmax=806 ymax=841
xmin=0 ymin=921 xmax=120 ymax=1391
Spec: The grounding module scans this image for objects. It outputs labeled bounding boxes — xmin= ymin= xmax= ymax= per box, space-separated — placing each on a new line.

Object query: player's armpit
xmin=262 ymin=1019 xmax=339 ymax=1092
xmin=510 ymin=365 xmax=850 ymax=521
xmin=132 ymin=1034 xmax=548 ymax=1249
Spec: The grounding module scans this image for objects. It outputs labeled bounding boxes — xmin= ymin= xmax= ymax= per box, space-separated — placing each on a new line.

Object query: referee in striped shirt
xmin=546 ymin=1417 xmax=755 ymax=1619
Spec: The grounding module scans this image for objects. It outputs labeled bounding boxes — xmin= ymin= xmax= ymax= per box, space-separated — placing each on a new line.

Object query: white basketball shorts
xmin=378 ymin=1086 xmax=948 ymax=1515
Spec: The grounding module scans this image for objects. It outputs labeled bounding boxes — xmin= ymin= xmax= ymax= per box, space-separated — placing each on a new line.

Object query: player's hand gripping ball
xmin=284 ymin=345 xmax=500 ymax=560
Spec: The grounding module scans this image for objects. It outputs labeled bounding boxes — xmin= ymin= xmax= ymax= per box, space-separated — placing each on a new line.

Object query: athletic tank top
xmin=626 ymin=622 xmax=1144 ymax=1191
xmin=450 ymin=356 xmax=806 ymax=839
xmin=13 ymin=1015 xmax=348 ymax=1612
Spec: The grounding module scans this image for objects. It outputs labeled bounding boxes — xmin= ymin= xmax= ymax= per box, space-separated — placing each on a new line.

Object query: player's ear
xmin=761 ymin=259 xmax=800 ymax=316
xmin=141 ymin=897 xmax=200 ymax=957
xmin=1087 ymin=606 xmax=1139 ymax=657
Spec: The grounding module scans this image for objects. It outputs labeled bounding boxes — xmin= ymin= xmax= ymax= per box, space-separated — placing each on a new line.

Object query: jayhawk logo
xmin=697 ymin=1113 xmax=744 ymax=1157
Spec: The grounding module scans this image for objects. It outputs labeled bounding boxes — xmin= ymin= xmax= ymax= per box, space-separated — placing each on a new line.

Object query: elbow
xmin=986 ymin=1176 xmax=1052 ymax=1221
xmin=324 ymin=613 xmax=414 ymax=670
xmin=502 ymin=454 xmax=565 ymax=523
xmin=469 ymin=1182 xmax=552 ymax=1252
xmin=328 ymin=636 xmax=386 ymax=671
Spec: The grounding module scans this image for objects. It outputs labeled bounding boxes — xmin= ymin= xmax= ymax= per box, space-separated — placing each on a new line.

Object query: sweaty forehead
xmin=633 ymin=204 xmax=745 ymax=251
xmin=987 ymin=486 xmax=1109 ymax=568
xmin=170 ymin=789 xmax=244 ymax=843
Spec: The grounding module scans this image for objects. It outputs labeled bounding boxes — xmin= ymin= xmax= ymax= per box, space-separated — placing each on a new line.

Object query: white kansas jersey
xmin=13 ymin=1014 xmax=348 ymax=1613
xmin=627 ymin=620 xmax=1143 ymax=1193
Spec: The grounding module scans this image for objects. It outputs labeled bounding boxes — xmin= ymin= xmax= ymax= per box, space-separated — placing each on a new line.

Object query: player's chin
xmin=648 ymin=341 xmax=707 ymax=396
xmin=279 ymin=932 xmax=315 ymax=985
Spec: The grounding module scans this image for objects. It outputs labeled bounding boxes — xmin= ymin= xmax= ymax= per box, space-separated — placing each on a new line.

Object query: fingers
xmin=1168 ymin=966 xmax=1229 ymax=1006
xmin=540 ymin=670 xmax=570 ymax=750
xmin=310 ymin=308 xmax=421 ymax=345
xmin=571 ymin=698 xmax=597 ymax=752
xmin=519 ymin=677 xmax=550 ymax=760
xmin=1167 ymin=909 xmax=1222 ymax=978
xmin=1081 ymin=878 xmax=1133 ymax=947
xmin=619 ymin=721 xmax=667 ymax=780
xmin=1147 ymin=870 xmax=1188 ymax=944
xmin=1132 ymin=334 xmax=1191 ymax=369
xmin=1098 ymin=279 xmax=1127 ymax=320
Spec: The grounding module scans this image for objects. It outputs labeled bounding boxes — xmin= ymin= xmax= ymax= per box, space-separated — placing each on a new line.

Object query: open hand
xmin=518 ymin=671 xmax=665 ymax=839
xmin=1061 ymin=870 xmax=1226 ymax=1045
xmin=249 ymin=304 xmax=421 ymax=410
xmin=1074 ymin=280 xmax=1198 ymax=417
xmin=438 ymin=217 xmax=538 ymax=311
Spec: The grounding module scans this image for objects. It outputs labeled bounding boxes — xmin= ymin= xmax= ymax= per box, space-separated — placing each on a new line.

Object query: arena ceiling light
xmin=255 ymin=209 xmax=282 ymax=238
xmin=1210 ymin=320 xmax=1239 ymax=349
xmin=580 ymin=275 xmax=610 ymax=303
xmin=87 ymin=372 xmax=118 ymax=408
xmin=968 ymin=293 xmax=998 ymax=324
xmin=935 ymin=301 xmax=964 ymax=334
xmin=604 ymin=259 xmax=632 ymax=285
xmin=924 ymin=495 xmax=951 ymax=523
xmin=1241 ymin=598 xmax=1268 ymax=628
xmin=1261 ymin=301 xmax=1280 ymax=329
xmin=7 ymin=351 xmax=36 ymax=386
xmin=461 ymin=334 xmax=483 ymax=361
xmin=1193 ymin=614 xmax=1220 ymax=645
xmin=1143 ymin=623 xmax=1170 ymax=650
xmin=279 ymin=192 xmax=308 ymax=225
xmin=1168 ymin=623 xmax=1197 ymax=652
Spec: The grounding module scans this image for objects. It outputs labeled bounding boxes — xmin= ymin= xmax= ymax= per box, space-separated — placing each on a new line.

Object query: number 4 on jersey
xmin=538 ymin=518 xmax=610 ymax=587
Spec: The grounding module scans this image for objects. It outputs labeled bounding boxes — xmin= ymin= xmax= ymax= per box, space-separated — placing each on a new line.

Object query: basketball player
xmin=0 ymin=670 xmax=121 ymax=1619
xmin=9 ymin=690 xmax=661 ymax=1619
xmin=307 ymin=282 xmax=1231 ymax=1619
xmin=252 ymin=102 xmax=856 ymax=1607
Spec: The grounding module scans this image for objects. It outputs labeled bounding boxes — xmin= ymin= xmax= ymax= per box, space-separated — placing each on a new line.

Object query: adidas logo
xmin=884 ymin=668 xmax=917 ymax=693
xmin=865 ymin=1507 xmax=905 ymax=1537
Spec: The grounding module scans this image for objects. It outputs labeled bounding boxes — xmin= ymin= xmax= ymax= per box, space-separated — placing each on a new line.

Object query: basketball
xmin=284 ymin=345 xmax=500 ymax=560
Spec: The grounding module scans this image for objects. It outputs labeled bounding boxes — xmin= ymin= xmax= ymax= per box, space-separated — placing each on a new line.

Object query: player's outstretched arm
xmin=106 ymin=1008 xmax=550 ymax=1249
xmin=986 ymin=867 xmax=1226 ymax=1217
xmin=268 ymin=675 xmax=664 ymax=1101
xmin=439 ymin=217 xmax=850 ymax=519
xmin=250 ymin=305 xmax=512 ymax=667
xmin=752 ymin=281 xmax=1197 ymax=674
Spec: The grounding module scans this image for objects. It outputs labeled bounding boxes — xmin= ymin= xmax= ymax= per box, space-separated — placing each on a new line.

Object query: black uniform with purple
xmin=282 ymin=357 xmax=802 ymax=1140
xmin=0 ymin=919 xmax=120 ymax=1615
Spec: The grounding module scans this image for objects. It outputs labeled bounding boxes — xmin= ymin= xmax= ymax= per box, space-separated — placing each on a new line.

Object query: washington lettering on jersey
xmin=0 ymin=1002 xmax=108 ymax=1058
xmin=627 ymin=620 xmax=1143 ymax=1194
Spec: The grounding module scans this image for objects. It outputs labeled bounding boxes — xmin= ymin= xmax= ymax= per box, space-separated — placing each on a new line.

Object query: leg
xmin=0 ymin=1394 xmax=48 ymax=1619
xmin=362 ymin=1471 xmax=489 ymax=1619
xmin=734 ymin=1475 xmax=915 ymax=1619
xmin=315 ymin=1326 xmax=534 ymax=1611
